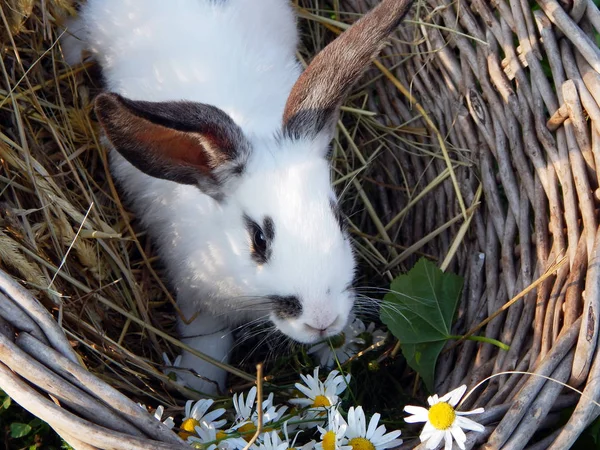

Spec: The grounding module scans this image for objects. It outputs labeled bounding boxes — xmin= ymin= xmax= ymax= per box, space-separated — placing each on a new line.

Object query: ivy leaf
xmin=10 ymin=422 xmax=32 ymax=439
xmin=380 ymin=257 xmax=463 ymax=391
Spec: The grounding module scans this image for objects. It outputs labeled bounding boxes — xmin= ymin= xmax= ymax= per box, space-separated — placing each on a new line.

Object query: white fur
xmin=66 ymin=0 xmax=356 ymax=393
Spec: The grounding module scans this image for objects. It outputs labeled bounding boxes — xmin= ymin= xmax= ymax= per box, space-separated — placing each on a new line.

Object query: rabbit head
xmin=94 ymin=0 xmax=413 ymax=345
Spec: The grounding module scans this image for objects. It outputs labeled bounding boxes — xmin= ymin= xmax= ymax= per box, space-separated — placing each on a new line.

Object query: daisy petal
xmin=422 ymin=421 xmax=436 ymax=433
xmin=457 ymin=407 xmax=484 ymax=416
xmin=184 ymin=400 xmax=193 ymax=418
xmin=425 ymin=430 xmax=444 ymax=449
xmin=420 ymin=430 xmax=436 ymax=443
xmin=427 ymin=394 xmax=439 ymax=406
xmin=444 ymin=429 xmax=453 ymax=450
xmin=366 ymin=413 xmax=380 ymax=438
xmin=191 ymin=399 xmax=212 ymax=420
xmin=387 ymin=438 xmax=404 ymax=448
xmin=455 ymin=416 xmax=485 ymax=433
xmin=378 ymin=430 xmax=402 ymax=444
xmin=450 ymin=425 xmax=467 ymax=449
xmin=404 ymin=406 xmax=429 ymax=423
xmin=440 ymin=385 xmax=467 ymax=407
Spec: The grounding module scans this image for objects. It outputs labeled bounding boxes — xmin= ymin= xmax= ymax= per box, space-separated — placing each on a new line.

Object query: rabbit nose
xmin=304 ymin=315 xmax=340 ymax=334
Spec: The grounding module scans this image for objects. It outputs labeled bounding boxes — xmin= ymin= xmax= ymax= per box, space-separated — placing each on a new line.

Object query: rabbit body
xmin=69 ymin=0 xmax=356 ymax=392
xmin=68 ymin=0 xmax=414 ymax=393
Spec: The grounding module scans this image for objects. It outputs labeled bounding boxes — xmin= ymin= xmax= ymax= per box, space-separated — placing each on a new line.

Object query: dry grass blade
xmin=372 ymin=60 xmax=468 ymax=221
xmin=449 ymin=255 xmax=569 ymax=351
xmin=242 ymin=364 xmax=264 ymax=450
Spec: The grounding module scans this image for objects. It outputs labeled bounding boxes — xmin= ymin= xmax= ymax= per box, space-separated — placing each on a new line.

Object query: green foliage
xmin=10 ymin=422 xmax=33 ymax=439
xmin=1 ymin=388 xmax=65 ymax=449
xmin=380 ymin=258 xmax=463 ymax=391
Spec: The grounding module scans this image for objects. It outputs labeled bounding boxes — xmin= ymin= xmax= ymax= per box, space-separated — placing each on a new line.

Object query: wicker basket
xmin=0 ymin=270 xmax=189 ymax=449
xmin=1 ymin=0 xmax=600 ymax=448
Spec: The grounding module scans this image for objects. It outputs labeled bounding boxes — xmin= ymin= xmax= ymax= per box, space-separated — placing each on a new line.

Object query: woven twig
xmin=0 ymin=269 xmax=188 ymax=450
xmin=334 ymin=0 xmax=600 ymax=448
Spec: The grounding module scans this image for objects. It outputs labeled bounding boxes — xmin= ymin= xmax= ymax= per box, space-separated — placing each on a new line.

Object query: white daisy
xmin=248 ymin=430 xmax=289 ymax=450
xmin=343 ymin=406 xmax=402 ymax=450
xmin=153 ymin=405 xmax=175 ymax=429
xmin=262 ymin=392 xmax=288 ymax=423
xmin=232 ymin=387 xmax=288 ymax=439
xmin=290 ymin=367 xmax=351 ymax=428
xmin=139 ymin=403 xmax=176 ymax=429
xmin=188 ymin=422 xmax=247 ymax=450
xmin=404 ymin=385 xmax=485 ymax=450
xmin=315 ymin=407 xmax=351 ymax=450
xmin=290 ymin=367 xmax=351 ymax=409
xmin=309 ymin=317 xmax=382 ymax=367
xmin=180 ymin=399 xmax=227 ymax=437
xmin=162 ymin=352 xmax=186 ymax=385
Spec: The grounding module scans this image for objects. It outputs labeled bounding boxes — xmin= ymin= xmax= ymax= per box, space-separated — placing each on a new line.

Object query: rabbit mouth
xmin=270 ymin=313 xmax=347 ymax=345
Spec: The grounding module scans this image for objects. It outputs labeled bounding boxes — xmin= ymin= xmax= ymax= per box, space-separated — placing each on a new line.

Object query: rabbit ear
xmin=95 ymin=93 xmax=250 ymax=200
xmin=282 ymin=0 xmax=413 ymax=143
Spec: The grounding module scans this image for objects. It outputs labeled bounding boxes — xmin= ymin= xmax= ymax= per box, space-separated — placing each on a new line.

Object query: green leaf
xmin=401 ymin=341 xmax=446 ymax=391
xmin=381 ymin=258 xmax=463 ymax=343
xmin=2 ymin=395 xmax=10 ymax=409
xmin=62 ymin=440 xmax=75 ymax=450
xmin=10 ymin=422 xmax=32 ymax=439
xmin=29 ymin=417 xmax=43 ymax=429
xmin=380 ymin=257 xmax=463 ymax=391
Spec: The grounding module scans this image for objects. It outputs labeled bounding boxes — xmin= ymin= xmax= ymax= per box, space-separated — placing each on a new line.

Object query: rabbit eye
xmin=244 ymin=214 xmax=274 ymax=264
xmin=253 ymin=228 xmax=267 ymax=253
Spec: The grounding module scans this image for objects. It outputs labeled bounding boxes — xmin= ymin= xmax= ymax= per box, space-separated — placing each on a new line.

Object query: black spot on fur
xmin=232 ymin=163 xmax=245 ymax=175
xmin=283 ymin=107 xmax=335 ymax=140
xmin=330 ymin=199 xmax=345 ymax=233
xmin=263 ymin=216 xmax=275 ymax=241
xmin=272 ymin=296 xmax=302 ymax=319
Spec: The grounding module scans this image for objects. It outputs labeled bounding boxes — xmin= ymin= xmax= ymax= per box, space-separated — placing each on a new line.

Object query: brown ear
xmin=95 ymin=93 xmax=250 ymax=199
xmin=283 ymin=0 xmax=413 ymax=141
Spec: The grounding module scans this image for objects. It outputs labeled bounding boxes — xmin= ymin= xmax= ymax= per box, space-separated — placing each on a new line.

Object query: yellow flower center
xmin=348 ymin=437 xmax=375 ymax=450
xmin=428 ymin=402 xmax=456 ymax=430
xmin=238 ymin=422 xmax=256 ymax=441
xmin=322 ymin=430 xmax=337 ymax=450
xmin=312 ymin=395 xmax=331 ymax=408
xmin=181 ymin=418 xmax=200 ymax=433
xmin=216 ymin=430 xmax=228 ymax=440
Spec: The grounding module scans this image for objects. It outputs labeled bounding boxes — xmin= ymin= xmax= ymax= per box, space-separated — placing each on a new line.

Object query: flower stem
xmin=448 ymin=335 xmax=509 ymax=351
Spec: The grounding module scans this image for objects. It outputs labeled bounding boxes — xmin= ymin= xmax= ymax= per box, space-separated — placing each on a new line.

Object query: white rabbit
xmin=64 ymin=0 xmax=413 ymax=393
